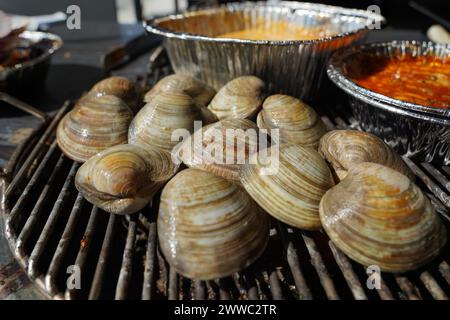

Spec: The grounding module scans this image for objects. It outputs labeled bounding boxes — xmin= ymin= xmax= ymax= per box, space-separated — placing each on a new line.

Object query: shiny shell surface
xmin=320 ymin=162 xmax=447 ymax=273
xmin=144 ymin=74 xmax=216 ymax=107
xmin=75 ymin=144 xmax=178 ymax=215
xmin=57 ymin=95 xmax=133 ymax=163
xmin=318 ymin=129 xmax=415 ymax=181
xmin=158 ymin=168 xmax=270 ymax=280
xmin=177 ymin=118 xmax=267 ymax=183
xmin=240 ymin=144 xmax=335 ymax=230
xmin=257 ymin=94 xmax=327 ymax=148
xmin=129 ymin=90 xmax=217 ymax=153
xmin=208 ymin=76 xmax=265 ymax=120
xmin=88 ymin=76 xmax=140 ymax=113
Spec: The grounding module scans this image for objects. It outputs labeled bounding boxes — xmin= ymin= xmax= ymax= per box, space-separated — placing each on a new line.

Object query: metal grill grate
xmin=1 ymin=54 xmax=449 ymax=300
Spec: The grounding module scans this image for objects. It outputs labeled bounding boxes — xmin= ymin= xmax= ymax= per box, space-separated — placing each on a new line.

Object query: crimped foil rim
xmin=327 ymin=40 xmax=450 ymax=121
xmin=144 ymin=1 xmax=386 ymax=46
xmin=0 ymin=31 xmax=63 ymax=78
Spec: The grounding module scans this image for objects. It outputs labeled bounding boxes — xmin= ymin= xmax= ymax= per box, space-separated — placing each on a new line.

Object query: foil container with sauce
xmin=144 ymin=1 xmax=385 ymax=102
xmin=328 ymin=41 xmax=450 ymax=165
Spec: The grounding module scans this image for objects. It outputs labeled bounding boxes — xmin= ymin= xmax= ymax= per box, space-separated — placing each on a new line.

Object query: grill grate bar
xmin=268 ymin=269 xmax=284 ymax=300
xmin=142 ymin=222 xmax=157 ymax=300
xmin=419 ymin=271 xmax=449 ymax=300
xmin=28 ymin=159 xmax=78 ymax=279
xmin=395 ymin=277 xmax=422 ymax=300
xmin=168 ymin=268 xmax=179 ymax=300
xmin=403 ymin=157 xmax=450 ymax=208
xmin=328 ymin=241 xmax=368 ymax=300
xmin=277 ymin=222 xmax=312 ymax=300
xmin=46 ymin=193 xmax=85 ymax=297
xmin=439 ymin=261 xmax=450 ymax=285
xmin=5 ymin=102 xmax=71 ymax=198
xmin=15 ymin=152 xmax=67 ymax=259
xmin=194 ymin=280 xmax=206 ymax=300
xmin=421 ymin=163 xmax=450 ymax=194
xmin=6 ymin=142 xmax=59 ymax=234
xmin=65 ymin=206 xmax=100 ymax=300
xmin=300 ymin=232 xmax=340 ymax=300
xmin=89 ymin=214 xmax=117 ymax=300
xmin=115 ymin=214 xmax=138 ymax=300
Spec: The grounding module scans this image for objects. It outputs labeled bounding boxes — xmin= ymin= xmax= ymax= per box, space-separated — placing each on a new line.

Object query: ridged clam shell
xmin=129 ymin=90 xmax=218 ymax=153
xmin=158 ymin=168 xmax=270 ymax=280
xmin=208 ymin=76 xmax=265 ymax=120
xmin=57 ymin=95 xmax=133 ymax=163
xmin=319 ymin=162 xmax=447 ymax=273
xmin=318 ymin=130 xmax=415 ymax=181
xmin=88 ymin=76 xmax=140 ymax=113
xmin=240 ymin=144 xmax=335 ymax=230
xmin=177 ymin=118 xmax=267 ymax=183
xmin=75 ymin=144 xmax=178 ymax=215
xmin=144 ymin=74 xmax=216 ymax=107
xmin=257 ymin=94 xmax=327 ymax=148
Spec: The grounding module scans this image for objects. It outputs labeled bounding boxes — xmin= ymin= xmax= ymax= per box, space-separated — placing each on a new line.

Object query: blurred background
xmin=0 ymin=0 xmax=448 ymax=30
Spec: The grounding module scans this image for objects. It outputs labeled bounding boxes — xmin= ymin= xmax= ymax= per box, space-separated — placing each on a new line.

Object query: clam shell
xmin=144 ymin=74 xmax=216 ymax=107
xmin=88 ymin=76 xmax=140 ymax=113
xmin=318 ymin=129 xmax=414 ymax=181
xmin=208 ymin=76 xmax=265 ymax=120
xmin=320 ymin=162 xmax=447 ymax=273
xmin=240 ymin=144 xmax=335 ymax=230
xmin=129 ymin=90 xmax=218 ymax=153
xmin=158 ymin=168 xmax=269 ymax=280
xmin=75 ymin=144 xmax=178 ymax=215
xmin=57 ymin=95 xmax=133 ymax=163
xmin=257 ymin=94 xmax=327 ymax=148
xmin=177 ymin=118 xmax=268 ymax=183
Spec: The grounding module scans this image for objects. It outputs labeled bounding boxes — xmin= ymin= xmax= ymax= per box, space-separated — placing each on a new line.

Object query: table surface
xmin=0 ymin=24 xmax=427 ymax=300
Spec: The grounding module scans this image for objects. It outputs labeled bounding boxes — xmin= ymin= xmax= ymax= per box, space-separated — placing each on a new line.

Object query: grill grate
xmin=1 ymin=55 xmax=450 ymax=300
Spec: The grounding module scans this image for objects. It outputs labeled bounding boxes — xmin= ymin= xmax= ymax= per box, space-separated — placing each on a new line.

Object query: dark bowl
xmin=0 ymin=31 xmax=63 ymax=96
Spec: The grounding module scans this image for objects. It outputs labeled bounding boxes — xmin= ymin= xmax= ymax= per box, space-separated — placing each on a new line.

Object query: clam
xmin=320 ymin=162 xmax=446 ymax=273
xmin=208 ymin=76 xmax=265 ymax=120
xmin=318 ymin=129 xmax=414 ymax=181
xmin=257 ymin=94 xmax=327 ymax=148
xmin=240 ymin=144 xmax=335 ymax=230
xmin=128 ymin=90 xmax=218 ymax=153
xmin=88 ymin=76 xmax=140 ymax=113
xmin=75 ymin=144 xmax=178 ymax=215
xmin=177 ymin=118 xmax=268 ymax=183
xmin=158 ymin=168 xmax=269 ymax=280
xmin=57 ymin=95 xmax=133 ymax=163
xmin=144 ymin=74 xmax=216 ymax=107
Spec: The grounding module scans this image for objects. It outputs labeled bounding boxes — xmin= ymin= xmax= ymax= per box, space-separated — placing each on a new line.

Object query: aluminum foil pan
xmin=328 ymin=41 xmax=450 ymax=165
xmin=0 ymin=31 xmax=62 ymax=95
xmin=144 ymin=1 xmax=385 ymax=102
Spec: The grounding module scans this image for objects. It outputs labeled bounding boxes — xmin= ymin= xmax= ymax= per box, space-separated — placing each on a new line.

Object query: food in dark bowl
xmin=328 ymin=41 xmax=450 ymax=165
xmin=0 ymin=31 xmax=62 ymax=95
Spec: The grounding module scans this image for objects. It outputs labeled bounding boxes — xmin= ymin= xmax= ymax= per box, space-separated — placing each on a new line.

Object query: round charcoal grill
xmin=1 ymin=52 xmax=450 ymax=300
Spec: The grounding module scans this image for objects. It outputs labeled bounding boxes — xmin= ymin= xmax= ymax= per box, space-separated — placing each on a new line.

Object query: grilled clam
xmin=320 ymin=162 xmax=447 ymax=273
xmin=177 ymin=118 xmax=268 ymax=183
xmin=257 ymin=94 xmax=327 ymax=148
xmin=318 ymin=130 xmax=414 ymax=181
xmin=57 ymin=95 xmax=133 ymax=163
xmin=129 ymin=90 xmax=217 ymax=153
xmin=88 ymin=76 xmax=140 ymax=113
xmin=158 ymin=168 xmax=269 ymax=280
xmin=144 ymin=74 xmax=216 ymax=107
xmin=240 ymin=144 xmax=335 ymax=230
xmin=208 ymin=76 xmax=265 ymax=120
xmin=75 ymin=144 xmax=178 ymax=215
